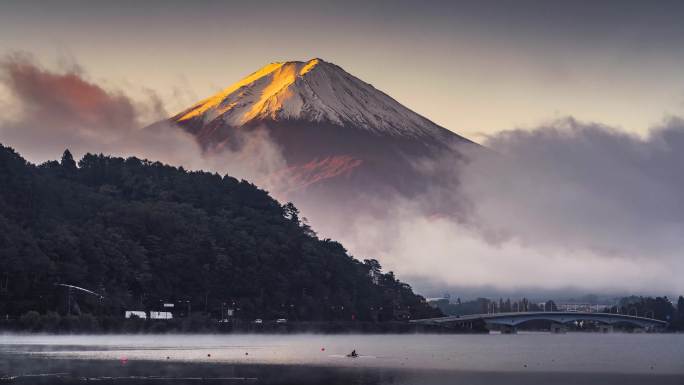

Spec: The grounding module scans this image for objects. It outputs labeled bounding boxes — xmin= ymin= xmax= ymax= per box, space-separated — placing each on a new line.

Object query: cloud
xmin=0 ymin=54 xmax=285 ymax=182
xmin=2 ymin=53 xmax=137 ymax=132
xmin=312 ymin=117 xmax=684 ymax=296
xmin=463 ymin=117 xmax=684 ymax=260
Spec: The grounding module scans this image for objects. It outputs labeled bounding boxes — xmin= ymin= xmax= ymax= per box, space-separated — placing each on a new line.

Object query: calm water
xmin=1 ymin=333 xmax=683 ymax=384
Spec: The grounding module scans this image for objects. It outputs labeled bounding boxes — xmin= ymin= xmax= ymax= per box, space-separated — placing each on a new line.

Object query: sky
xmin=2 ymin=0 xmax=684 ymax=298
xmin=2 ymin=0 xmax=684 ymax=140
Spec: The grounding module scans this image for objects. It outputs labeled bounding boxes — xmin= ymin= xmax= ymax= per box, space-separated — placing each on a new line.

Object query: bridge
xmin=411 ymin=311 xmax=669 ymax=333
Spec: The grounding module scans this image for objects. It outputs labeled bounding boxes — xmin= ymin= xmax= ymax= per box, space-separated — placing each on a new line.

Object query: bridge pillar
xmin=599 ymin=324 xmax=613 ymax=333
xmin=550 ymin=323 xmax=567 ymax=334
xmin=500 ymin=324 xmax=517 ymax=334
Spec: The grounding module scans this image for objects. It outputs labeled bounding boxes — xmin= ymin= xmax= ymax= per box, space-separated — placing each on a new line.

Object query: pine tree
xmin=60 ymin=149 xmax=77 ymax=170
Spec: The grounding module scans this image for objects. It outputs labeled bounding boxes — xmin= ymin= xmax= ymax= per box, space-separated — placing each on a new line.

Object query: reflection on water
xmin=1 ymin=333 xmax=683 ymax=385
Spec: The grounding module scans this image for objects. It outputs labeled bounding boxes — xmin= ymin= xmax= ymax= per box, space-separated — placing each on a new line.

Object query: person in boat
xmin=348 ymin=349 xmax=358 ymax=358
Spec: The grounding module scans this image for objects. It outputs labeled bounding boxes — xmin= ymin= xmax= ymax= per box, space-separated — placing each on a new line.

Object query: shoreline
xmin=0 ymin=319 xmax=480 ymax=335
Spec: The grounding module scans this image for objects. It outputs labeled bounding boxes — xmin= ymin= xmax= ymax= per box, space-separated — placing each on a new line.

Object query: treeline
xmin=603 ymin=296 xmax=684 ymax=329
xmin=431 ymin=297 xmax=558 ymax=316
xmin=0 ymin=144 xmax=441 ymax=327
xmin=430 ymin=295 xmax=684 ymax=331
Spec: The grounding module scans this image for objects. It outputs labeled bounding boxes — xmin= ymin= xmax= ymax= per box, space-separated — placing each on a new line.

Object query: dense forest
xmin=0 ymin=144 xmax=441 ymax=329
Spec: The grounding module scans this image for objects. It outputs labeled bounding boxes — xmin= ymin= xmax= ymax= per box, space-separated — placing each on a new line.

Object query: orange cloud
xmin=1 ymin=54 xmax=136 ymax=131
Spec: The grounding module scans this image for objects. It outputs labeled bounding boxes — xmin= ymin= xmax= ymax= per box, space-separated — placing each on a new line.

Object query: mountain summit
xmin=160 ymin=58 xmax=478 ymax=229
xmin=172 ymin=58 xmax=451 ymax=138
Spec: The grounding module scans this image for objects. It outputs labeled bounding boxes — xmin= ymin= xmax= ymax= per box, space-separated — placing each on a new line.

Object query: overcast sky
xmin=2 ymin=0 xmax=684 ymax=140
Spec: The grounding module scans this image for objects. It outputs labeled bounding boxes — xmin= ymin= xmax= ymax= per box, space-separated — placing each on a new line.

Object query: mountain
xmin=0 ymin=144 xmax=441 ymax=326
xmin=173 ymin=58 xmax=456 ymax=139
xmin=161 ymin=59 xmax=479 ymax=222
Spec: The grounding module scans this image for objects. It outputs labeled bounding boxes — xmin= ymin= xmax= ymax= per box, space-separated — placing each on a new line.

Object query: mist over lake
xmin=2 ymin=333 xmax=683 ymax=384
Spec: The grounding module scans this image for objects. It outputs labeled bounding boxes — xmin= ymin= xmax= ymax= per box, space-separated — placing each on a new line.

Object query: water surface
xmin=1 ymin=333 xmax=683 ymax=384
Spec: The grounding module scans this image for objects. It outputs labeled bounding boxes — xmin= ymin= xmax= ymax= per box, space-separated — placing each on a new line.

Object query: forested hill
xmin=0 ymin=144 xmax=440 ymax=322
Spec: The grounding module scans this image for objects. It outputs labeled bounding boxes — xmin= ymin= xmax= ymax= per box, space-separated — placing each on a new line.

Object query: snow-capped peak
xmin=173 ymin=58 xmax=447 ymax=137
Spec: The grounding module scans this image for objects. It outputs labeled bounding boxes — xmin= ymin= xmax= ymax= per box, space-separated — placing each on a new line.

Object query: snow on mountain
xmin=172 ymin=58 xmax=449 ymax=137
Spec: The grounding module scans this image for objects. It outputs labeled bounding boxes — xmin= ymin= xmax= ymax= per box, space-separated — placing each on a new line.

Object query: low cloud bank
xmin=464 ymin=118 xmax=684 ymax=259
xmin=327 ymin=118 xmax=684 ymax=295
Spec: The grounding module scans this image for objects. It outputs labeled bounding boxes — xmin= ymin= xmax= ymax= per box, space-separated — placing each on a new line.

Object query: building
xmin=124 ymin=311 xmax=147 ymax=319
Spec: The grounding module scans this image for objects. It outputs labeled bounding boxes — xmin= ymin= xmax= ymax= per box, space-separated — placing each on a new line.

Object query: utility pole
xmin=66 ymin=287 xmax=72 ymax=315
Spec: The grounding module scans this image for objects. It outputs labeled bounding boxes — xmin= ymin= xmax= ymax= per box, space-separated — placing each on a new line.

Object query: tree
xmin=60 ymin=149 xmax=77 ymax=170
xmin=545 ymin=300 xmax=558 ymax=311
xmin=282 ymin=202 xmax=300 ymax=223
xmin=675 ymin=296 xmax=684 ymax=330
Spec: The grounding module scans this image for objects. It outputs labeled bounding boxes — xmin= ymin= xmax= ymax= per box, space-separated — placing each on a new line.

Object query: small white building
xmin=150 ymin=311 xmax=173 ymax=320
xmin=125 ymin=311 xmax=147 ymax=319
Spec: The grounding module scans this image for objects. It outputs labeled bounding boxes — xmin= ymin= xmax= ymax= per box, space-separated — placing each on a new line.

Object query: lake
xmin=1 ymin=333 xmax=683 ymax=384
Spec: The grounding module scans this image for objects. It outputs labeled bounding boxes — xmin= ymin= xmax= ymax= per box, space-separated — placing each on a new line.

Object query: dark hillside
xmin=0 ymin=144 xmax=441 ymax=326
